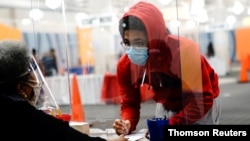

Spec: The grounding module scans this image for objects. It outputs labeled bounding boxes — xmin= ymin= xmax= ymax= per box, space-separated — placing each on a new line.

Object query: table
xmin=90 ymin=128 xmax=149 ymax=141
xmin=69 ymin=121 xmax=149 ymax=141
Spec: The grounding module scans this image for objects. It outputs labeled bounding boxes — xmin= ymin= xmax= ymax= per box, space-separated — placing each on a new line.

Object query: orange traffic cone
xmin=239 ymin=58 xmax=249 ymax=83
xmin=70 ymin=74 xmax=85 ymax=122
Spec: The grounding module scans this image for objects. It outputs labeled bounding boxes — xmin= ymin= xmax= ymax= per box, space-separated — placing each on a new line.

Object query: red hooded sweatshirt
xmin=116 ymin=2 xmax=220 ymax=132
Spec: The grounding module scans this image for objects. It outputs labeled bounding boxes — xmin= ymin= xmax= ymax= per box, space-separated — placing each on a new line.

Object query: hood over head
xmin=119 ymin=2 xmax=168 ymax=53
xmin=119 ymin=1 xmax=172 ymax=75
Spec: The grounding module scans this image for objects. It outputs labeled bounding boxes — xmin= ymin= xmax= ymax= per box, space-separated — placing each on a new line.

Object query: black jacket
xmin=0 ymin=93 xmax=106 ymax=141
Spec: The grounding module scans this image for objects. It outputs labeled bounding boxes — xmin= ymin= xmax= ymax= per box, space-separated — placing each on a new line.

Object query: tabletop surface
xmin=90 ymin=128 xmax=149 ymax=141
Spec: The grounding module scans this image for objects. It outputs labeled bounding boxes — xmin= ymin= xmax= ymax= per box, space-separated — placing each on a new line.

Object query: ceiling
xmin=0 ymin=0 xmax=249 ymax=14
xmin=1 ymin=0 xmax=250 ymax=25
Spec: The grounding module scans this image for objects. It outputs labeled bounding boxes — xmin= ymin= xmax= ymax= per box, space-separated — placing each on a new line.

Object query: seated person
xmin=0 ymin=40 xmax=127 ymax=141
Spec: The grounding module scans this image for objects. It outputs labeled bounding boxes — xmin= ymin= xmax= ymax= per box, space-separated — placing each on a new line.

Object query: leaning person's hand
xmin=112 ymin=119 xmax=131 ymax=135
xmin=106 ymin=134 xmax=128 ymax=141
xmin=145 ymin=129 xmax=149 ymax=139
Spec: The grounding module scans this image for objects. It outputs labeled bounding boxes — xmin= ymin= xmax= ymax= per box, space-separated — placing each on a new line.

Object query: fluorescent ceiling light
xmin=29 ymin=8 xmax=43 ymax=21
xmin=158 ymin=0 xmax=172 ymax=5
xmin=45 ymin=0 xmax=62 ymax=9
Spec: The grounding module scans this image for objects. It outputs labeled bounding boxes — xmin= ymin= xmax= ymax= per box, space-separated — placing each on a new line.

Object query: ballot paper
xmin=125 ymin=129 xmax=147 ymax=141
xmin=125 ymin=133 xmax=145 ymax=141
xmin=90 ymin=128 xmax=147 ymax=141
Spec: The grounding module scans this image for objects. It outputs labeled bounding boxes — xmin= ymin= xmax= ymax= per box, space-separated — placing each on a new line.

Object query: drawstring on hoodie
xmin=142 ymin=65 xmax=163 ymax=89
xmin=141 ymin=69 xmax=147 ymax=85
xmin=141 ymin=68 xmax=151 ymax=90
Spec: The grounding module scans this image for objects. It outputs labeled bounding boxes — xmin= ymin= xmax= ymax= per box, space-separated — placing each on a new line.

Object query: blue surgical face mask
xmin=125 ymin=46 xmax=148 ymax=66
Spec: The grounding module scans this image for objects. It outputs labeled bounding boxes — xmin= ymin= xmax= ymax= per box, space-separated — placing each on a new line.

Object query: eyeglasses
xmin=120 ymin=40 xmax=147 ymax=49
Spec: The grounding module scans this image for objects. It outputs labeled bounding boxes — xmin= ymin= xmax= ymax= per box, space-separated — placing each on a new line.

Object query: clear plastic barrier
xmin=0 ymin=0 xmax=248 ymax=135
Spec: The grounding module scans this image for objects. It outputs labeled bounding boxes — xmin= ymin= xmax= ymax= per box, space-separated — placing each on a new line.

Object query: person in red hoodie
xmin=112 ymin=1 xmax=220 ymax=135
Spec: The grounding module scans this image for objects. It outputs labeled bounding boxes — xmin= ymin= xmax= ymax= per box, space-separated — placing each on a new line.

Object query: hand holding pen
xmin=113 ymin=119 xmax=131 ymax=135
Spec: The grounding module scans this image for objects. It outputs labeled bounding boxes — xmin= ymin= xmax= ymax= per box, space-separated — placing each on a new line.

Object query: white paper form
xmin=125 ymin=133 xmax=145 ymax=141
xmin=125 ymin=129 xmax=148 ymax=141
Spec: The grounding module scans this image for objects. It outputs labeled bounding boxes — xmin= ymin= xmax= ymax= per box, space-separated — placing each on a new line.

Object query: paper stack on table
xmin=89 ymin=128 xmax=148 ymax=141
xmin=70 ymin=121 xmax=90 ymax=135
xmin=125 ymin=129 xmax=147 ymax=141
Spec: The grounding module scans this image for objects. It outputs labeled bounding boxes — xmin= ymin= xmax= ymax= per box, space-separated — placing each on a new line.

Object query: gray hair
xmin=0 ymin=40 xmax=30 ymax=84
